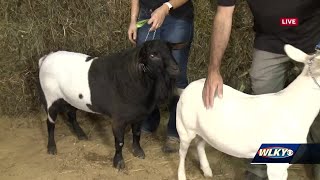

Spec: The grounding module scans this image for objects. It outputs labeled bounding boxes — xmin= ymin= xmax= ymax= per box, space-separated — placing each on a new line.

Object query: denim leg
xmin=166 ymin=96 xmax=178 ymax=137
xmin=141 ymin=107 xmax=160 ymax=133
xmin=166 ymin=46 xmax=192 ymax=138
xmin=160 ymin=16 xmax=194 ymax=138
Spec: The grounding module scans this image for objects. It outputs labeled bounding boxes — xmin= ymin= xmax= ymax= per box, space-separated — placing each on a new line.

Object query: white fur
xmin=39 ymin=51 xmax=97 ymax=123
xmin=176 ymin=45 xmax=319 ymax=180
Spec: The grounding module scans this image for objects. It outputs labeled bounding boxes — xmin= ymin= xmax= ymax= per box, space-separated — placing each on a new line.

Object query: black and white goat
xmin=38 ymin=40 xmax=183 ymax=169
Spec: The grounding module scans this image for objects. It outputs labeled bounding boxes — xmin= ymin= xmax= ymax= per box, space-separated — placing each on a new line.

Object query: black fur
xmin=87 ymin=40 xmax=179 ymax=115
xmin=43 ymin=40 xmax=184 ymax=170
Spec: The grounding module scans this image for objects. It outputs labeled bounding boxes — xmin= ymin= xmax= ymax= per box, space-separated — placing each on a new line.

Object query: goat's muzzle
xmin=167 ymin=65 xmax=180 ymax=78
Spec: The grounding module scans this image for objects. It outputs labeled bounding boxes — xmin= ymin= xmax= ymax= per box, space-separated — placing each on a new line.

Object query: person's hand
xmin=148 ymin=4 xmax=169 ymax=32
xmin=202 ymin=70 xmax=223 ymax=109
xmin=128 ymin=21 xmax=137 ymax=45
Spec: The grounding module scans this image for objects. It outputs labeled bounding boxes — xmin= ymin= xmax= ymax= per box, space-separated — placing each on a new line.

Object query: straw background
xmin=0 ymin=0 xmax=256 ymax=116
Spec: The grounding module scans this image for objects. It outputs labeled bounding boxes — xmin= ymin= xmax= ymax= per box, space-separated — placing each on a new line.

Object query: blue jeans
xmin=136 ymin=8 xmax=194 ymax=138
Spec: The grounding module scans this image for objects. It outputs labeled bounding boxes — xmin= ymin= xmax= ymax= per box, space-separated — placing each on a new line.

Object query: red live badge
xmin=280 ymin=18 xmax=299 ymax=27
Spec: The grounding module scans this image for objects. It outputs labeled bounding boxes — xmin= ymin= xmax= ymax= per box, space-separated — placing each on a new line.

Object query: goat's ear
xmin=284 ymin=44 xmax=309 ymax=63
xmin=167 ymin=42 xmax=189 ymax=50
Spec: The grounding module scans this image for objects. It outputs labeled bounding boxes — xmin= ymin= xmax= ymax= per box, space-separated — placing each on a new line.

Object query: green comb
xmin=136 ymin=19 xmax=149 ymax=28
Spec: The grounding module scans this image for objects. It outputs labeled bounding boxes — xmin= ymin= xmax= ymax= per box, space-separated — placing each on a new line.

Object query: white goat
xmin=176 ymin=44 xmax=320 ymax=180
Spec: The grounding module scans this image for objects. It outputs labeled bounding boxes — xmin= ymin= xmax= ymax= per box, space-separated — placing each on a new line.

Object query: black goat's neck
xmin=152 ymin=71 xmax=175 ymax=104
xmin=107 ymin=55 xmax=154 ymax=104
xmin=114 ymin=62 xmax=174 ymax=107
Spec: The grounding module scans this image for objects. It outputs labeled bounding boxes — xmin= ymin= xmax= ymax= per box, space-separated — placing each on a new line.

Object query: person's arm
xmin=202 ymin=5 xmax=235 ymax=108
xmin=128 ymin=0 xmax=139 ymax=44
xmin=148 ymin=0 xmax=189 ymax=31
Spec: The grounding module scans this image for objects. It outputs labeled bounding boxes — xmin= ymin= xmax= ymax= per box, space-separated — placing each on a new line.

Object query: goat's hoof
xmin=47 ymin=146 xmax=57 ymax=155
xmin=77 ymin=133 xmax=88 ymax=140
xmin=203 ymin=168 xmax=213 ymax=177
xmin=113 ymin=159 xmax=125 ymax=170
xmin=133 ymin=148 xmax=145 ymax=159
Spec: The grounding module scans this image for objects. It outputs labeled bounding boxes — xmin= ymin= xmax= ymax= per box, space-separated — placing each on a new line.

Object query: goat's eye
xmin=150 ymin=53 xmax=158 ymax=59
xmin=149 ymin=52 xmax=160 ymax=60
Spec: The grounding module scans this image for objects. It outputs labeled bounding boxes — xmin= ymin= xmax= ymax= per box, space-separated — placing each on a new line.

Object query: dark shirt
xmin=218 ymin=0 xmax=320 ymax=54
xmin=139 ymin=0 xmax=194 ymax=21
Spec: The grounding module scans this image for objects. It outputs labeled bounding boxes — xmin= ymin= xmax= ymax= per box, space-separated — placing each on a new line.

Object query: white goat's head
xmin=285 ymin=44 xmax=320 ymax=81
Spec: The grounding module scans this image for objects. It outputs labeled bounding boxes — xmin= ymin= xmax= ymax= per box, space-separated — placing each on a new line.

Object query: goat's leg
xmin=66 ymin=106 xmax=88 ymax=140
xmin=112 ymin=121 xmax=126 ymax=169
xmin=266 ymin=164 xmax=290 ymax=180
xmin=47 ymin=103 xmax=59 ymax=155
xmin=178 ymin=134 xmax=195 ymax=180
xmin=131 ymin=121 xmax=145 ymax=159
xmin=196 ymin=138 xmax=212 ymax=177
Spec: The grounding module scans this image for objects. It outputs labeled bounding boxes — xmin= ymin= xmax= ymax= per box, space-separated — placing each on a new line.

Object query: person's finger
xmin=217 ymin=82 xmax=223 ymax=98
xmin=150 ymin=20 xmax=159 ymax=31
xmin=205 ymin=83 xmax=211 ymax=109
xmin=133 ymin=30 xmax=137 ymax=43
xmin=209 ymin=84 xmax=216 ymax=108
xmin=128 ymin=31 xmax=134 ymax=44
xmin=147 ymin=17 xmax=154 ymax=25
xmin=148 ymin=17 xmax=156 ymax=28
xmin=129 ymin=32 xmax=136 ymax=44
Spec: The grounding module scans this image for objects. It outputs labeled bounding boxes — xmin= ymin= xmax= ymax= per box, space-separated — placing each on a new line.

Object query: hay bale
xmin=0 ymin=0 xmax=254 ymax=116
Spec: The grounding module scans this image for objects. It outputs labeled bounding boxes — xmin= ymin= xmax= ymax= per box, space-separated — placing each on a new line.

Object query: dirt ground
xmin=0 ymin=112 xmax=313 ymax=180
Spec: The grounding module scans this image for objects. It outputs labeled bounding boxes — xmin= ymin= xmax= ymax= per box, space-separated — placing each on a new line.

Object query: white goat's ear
xmin=284 ymin=44 xmax=308 ymax=63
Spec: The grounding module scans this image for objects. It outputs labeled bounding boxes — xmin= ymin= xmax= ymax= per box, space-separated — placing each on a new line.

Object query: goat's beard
xmin=154 ymin=71 xmax=176 ymax=104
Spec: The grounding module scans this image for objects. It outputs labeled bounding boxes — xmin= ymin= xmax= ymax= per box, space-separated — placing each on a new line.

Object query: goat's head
xmin=137 ymin=40 xmax=188 ymax=102
xmin=137 ymin=40 xmax=188 ymax=78
xmin=285 ymin=44 xmax=320 ymax=87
